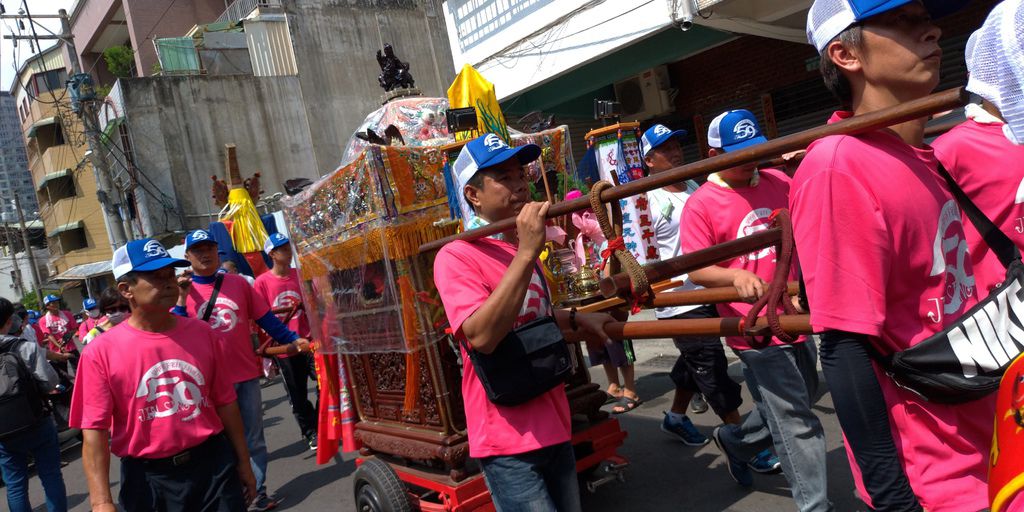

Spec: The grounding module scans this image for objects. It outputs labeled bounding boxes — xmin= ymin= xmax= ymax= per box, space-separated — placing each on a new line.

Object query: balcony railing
xmin=216 ymin=0 xmax=282 ymax=24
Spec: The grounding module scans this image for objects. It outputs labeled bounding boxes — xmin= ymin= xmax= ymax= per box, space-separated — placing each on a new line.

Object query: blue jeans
xmin=479 ymin=441 xmax=581 ymax=512
xmin=724 ymin=342 xmax=831 ymax=512
xmin=235 ymin=378 xmax=269 ymax=494
xmin=0 ymin=416 xmax=68 ymax=512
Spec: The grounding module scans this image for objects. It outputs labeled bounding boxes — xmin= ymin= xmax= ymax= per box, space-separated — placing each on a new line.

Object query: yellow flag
xmin=447 ymin=64 xmax=511 ymax=143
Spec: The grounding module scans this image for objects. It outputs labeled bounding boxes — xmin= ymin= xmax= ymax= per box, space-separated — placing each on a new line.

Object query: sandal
xmin=603 ymin=392 xmax=620 ymax=405
xmin=611 ymin=396 xmax=643 ymax=415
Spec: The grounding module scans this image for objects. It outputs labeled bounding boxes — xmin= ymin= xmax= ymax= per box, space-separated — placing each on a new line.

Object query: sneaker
xmin=660 ymin=412 xmax=709 ymax=447
xmin=712 ymin=426 xmax=753 ymax=487
xmin=249 ymin=493 xmax=281 ymax=512
xmin=748 ymin=449 xmax=782 ymax=474
xmin=690 ymin=394 xmax=709 ymax=414
xmin=305 ymin=433 xmax=318 ymax=451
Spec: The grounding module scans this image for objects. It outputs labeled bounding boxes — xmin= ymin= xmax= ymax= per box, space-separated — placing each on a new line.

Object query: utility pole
xmin=2 ymin=216 xmax=25 ymax=298
xmin=13 ymin=194 xmax=43 ymax=302
xmin=59 ymin=8 xmax=127 ymax=248
xmin=5 ymin=8 xmax=129 ymax=249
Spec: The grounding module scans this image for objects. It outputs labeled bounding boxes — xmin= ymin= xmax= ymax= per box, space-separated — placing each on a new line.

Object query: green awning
xmin=47 ymin=220 xmax=84 ymax=238
xmin=27 ymin=116 xmax=58 ymax=138
xmin=35 ymin=169 xmax=71 ymax=191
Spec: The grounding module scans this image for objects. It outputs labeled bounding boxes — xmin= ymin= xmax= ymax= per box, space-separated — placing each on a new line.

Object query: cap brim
xmin=186 ymin=239 xmax=218 ymax=250
xmin=132 ymin=257 xmax=192 ymax=273
xmin=479 ymin=143 xmax=542 ymax=171
xmin=860 ymin=0 xmax=966 ymax=19
xmin=646 ymin=130 xmax=689 ymax=155
xmin=722 ymin=135 xmax=768 ymax=153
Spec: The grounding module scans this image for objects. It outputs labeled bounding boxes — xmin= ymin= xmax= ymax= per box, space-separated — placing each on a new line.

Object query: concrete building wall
xmin=118 ymin=75 xmax=321 ymax=231
xmin=284 ymin=0 xmax=456 ymax=172
xmin=0 ymin=93 xmax=37 ymax=222
xmin=0 ymin=250 xmax=50 ymax=303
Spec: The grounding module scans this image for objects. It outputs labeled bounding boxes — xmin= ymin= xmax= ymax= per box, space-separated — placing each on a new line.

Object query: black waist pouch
xmin=464 ymin=316 xmax=571 ymax=406
xmin=869 ymin=165 xmax=1024 ymax=404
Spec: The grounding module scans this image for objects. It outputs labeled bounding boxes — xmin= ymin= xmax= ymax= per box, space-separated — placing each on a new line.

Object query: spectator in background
xmin=81 ymin=288 xmax=131 ymax=347
xmin=0 ymin=297 xmax=68 ymax=512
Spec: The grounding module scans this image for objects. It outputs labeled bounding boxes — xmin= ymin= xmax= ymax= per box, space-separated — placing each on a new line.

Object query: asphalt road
xmin=22 ymin=330 xmax=870 ymax=511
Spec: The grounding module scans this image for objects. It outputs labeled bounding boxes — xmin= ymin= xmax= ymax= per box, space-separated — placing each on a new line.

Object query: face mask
xmin=106 ymin=311 xmax=129 ymax=325
xmin=87 ymin=309 xmax=101 ymax=319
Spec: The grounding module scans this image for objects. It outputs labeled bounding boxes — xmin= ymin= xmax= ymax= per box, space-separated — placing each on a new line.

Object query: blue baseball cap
xmin=454 ymin=133 xmax=541 ymax=220
xmin=640 ymin=124 xmax=688 ymax=158
xmin=82 ymin=298 xmax=97 ymax=311
xmin=26 ymin=310 xmax=39 ymax=323
xmin=807 ymin=0 xmax=968 ymax=53
xmin=43 ymin=294 xmax=60 ymax=305
xmin=264 ymin=233 xmax=290 ymax=254
xmin=184 ymin=229 xmax=218 ymax=251
xmin=112 ymin=238 xmax=190 ymax=280
xmin=707 ymin=110 xmax=768 ymax=152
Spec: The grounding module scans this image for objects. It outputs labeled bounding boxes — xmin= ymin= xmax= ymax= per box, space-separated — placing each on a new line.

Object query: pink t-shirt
xmin=68 ymin=317 xmax=236 ymax=459
xmin=185 ymin=273 xmax=271 ymax=384
xmin=680 ymin=168 xmax=804 ymax=350
xmin=39 ymin=310 xmax=78 ymax=352
xmin=790 ymin=112 xmax=993 ymax=512
xmin=253 ymin=269 xmax=311 ymax=339
xmin=933 ymin=118 xmax=1024 ymax=293
xmin=78 ymin=316 xmax=102 ymax=341
xmin=434 ymin=237 xmax=571 ymax=458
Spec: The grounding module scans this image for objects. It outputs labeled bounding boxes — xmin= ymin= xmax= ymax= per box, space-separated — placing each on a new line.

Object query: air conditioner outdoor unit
xmin=613 ymin=66 xmax=672 ymax=122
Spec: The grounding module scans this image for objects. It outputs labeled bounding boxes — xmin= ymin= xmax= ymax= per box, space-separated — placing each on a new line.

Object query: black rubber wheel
xmin=353 ymin=458 xmax=412 ymax=512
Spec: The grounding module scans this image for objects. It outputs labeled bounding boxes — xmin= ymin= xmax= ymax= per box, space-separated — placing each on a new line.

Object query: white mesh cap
xmin=807 ymin=0 xmax=861 ymax=53
xmin=807 ymin=0 xmax=967 ymax=53
xmin=966 ymin=0 xmax=1024 ymax=144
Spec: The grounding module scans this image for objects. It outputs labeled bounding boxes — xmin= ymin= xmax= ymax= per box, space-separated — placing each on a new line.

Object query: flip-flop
xmin=611 ymin=396 xmax=643 ymax=415
xmin=603 ymin=392 xmax=619 ymax=405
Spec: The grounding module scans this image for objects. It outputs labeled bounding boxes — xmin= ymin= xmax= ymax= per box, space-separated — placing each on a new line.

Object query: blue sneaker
xmin=712 ymin=426 xmax=753 ymax=487
xmin=660 ymin=412 xmax=709 ymax=446
xmin=748 ymin=449 xmax=782 ymax=474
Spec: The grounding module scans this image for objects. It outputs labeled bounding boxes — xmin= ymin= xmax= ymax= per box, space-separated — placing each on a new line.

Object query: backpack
xmin=0 ymin=338 xmax=46 ymax=439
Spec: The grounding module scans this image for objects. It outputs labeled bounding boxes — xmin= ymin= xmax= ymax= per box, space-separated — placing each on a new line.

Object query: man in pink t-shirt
xmin=681 ymin=109 xmax=828 ymax=511
xmin=77 ymin=298 xmax=103 ymax=343
xmin=793 ymin=2 xmax=992 ymax=510
xmin=434 ymin=134 xmax=615 ymax=512
xmin=174 ymin=229 xmax=310 ymax=511
xmin=253 ymin=233 xmax=318 ymax=451
xmin=70 ymin=238 xmax=255 ymax=512
xmin=39 ymin=295 xmax=77 ymax=355
xmin=933 ymin=101 xmax=1024 ymax=294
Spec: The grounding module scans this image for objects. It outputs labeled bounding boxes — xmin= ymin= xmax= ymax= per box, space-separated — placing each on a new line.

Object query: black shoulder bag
xmin=871 ymin=164 xmax=1024 ymax=404
xmin=461 ymin=267 xmax=572 ymax=407
xmin=201 ymin=273 xmax=225 ymax=323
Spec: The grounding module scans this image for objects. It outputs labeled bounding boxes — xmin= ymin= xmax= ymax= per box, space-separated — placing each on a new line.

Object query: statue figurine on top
xmin=376 ymin=43 xmax=416 ymax=92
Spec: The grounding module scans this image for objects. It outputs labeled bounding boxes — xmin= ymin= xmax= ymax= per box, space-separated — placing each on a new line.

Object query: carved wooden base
xmin=355 ymin=422 xmax=472 ymax=481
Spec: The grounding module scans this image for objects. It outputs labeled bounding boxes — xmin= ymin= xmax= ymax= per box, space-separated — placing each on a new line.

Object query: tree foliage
xmin=103 ymin=45 xmax=135 ymax=78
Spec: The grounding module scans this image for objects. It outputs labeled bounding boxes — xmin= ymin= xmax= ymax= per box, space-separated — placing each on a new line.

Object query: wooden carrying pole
xmin=419 ymin=87 xmax=968 ymax=253
xmin=601 ymin=228 xmax=781 ymax=298
xmin=577 ymin=281 xmax=799 ymax=313
xmin=653 ymin=282 xmax=799 ymax=308
xmin=565 ymin=315 xmax=813 ymax=341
